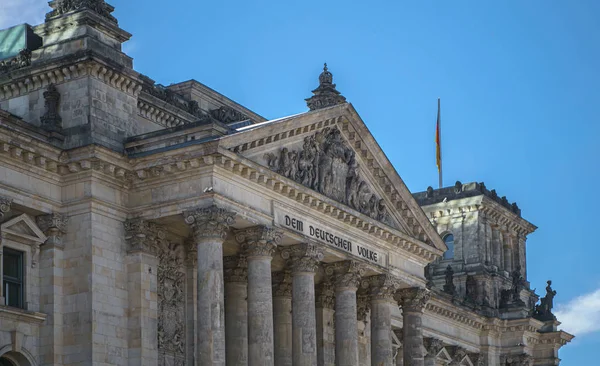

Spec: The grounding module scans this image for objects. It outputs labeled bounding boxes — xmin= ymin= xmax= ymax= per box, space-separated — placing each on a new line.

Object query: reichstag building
xmin=0 ymin=1 xmax=572 ymax=365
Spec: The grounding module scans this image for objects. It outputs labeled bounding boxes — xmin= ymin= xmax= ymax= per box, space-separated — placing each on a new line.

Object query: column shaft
xmin=396 ymin=288 xmax=430 ymax=366
xmin=273 ymin=271 xmax=293 ymax=366
xmin=293 ymin=272 xmax=318 ymax=366
xmin=316 ymin=281 xmax=335 ymax=366
xmin=336 ymin=289 xmax=359 ymax=366
xmin=248 ymin=256 xmax=275 ymax=365
xmin=371 ymin=300 xmax=393 ymax=366
xmin=225 ymin=282 xmax=248 ymax=365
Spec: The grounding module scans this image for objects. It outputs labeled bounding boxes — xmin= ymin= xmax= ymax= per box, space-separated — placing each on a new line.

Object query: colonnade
xmin=183 ymin=205 xmax=431 ymax=366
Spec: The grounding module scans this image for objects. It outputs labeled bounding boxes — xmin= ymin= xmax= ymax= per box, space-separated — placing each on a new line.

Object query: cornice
xmin=480 ymin=198 xmax=537 ymax=236
xmin=425 ymin=297 xmax=486 ymax=330
xmin=138 ymin=92 xmax=198 ymax=128
xmin=0 ymin=305 xmax=46 ymax=324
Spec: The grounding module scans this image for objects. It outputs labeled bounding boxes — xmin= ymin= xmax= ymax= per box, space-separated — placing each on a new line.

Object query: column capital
xmin=315 ymin=281 xmax=335 ymax=309
xmin=183 ymin=205 xmax=236 ymax=240
xmin=236 ymin=226 xmax=282 ymax=258
xmin=325 ymin=260 xmax=366 ymax=290
xmin=272 ymin=270 xmax=293 ymax=298
xmin=424 ymin=337 xmax=444 ymax=358
xmin=367 ymin=274 xmax=401 ymax=302
xmin=0 ymin=196 xmax=12 ymax=219
xmin=395 ymin=287 xmax=431 ymax=313
xmin=224 ymin=255 xmax=248 ymax=283
xmin=37 ymin=213 xmax=68 ymax=249
xmin=124 ymin=218 xmax=165 ymax=255
xmin=281 ymin=243 xmax=324 ymax=274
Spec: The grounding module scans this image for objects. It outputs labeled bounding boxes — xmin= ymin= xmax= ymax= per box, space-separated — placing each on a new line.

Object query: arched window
xmin=0 ymin=357 xmax=16 ymax=366
xmin=442 ymin=233 xmax=454 ymax=260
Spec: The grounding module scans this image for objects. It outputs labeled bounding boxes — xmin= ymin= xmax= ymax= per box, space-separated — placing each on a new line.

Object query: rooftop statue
xmin=534 ymin=280 xmax=557 ymax=321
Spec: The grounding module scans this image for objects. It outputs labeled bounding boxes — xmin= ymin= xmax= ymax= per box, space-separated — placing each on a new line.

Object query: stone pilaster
xmin=316 ymin=280 xmax=335 ymax=366
xmin=184 ymin=205 xmax=236 ymax=366
xmin=357 ymin=291 xmax=370 ymax=366
xmin=37 ymin=213 xmax=68 ymax=366
xmin=369 ymin=274 xmax=400 ymax=366
xmin=272 ymin=270 xmax=293 ymax=366
xmin=325 ymin=260 xmax=365 ymax=366
xmin=283 ymin=243 xmax=323 ymax=366
xmin=395 ymin=287 xmax=431 ymax=366
xmin=124 ymin=218 xmax=163 ymax=366
xmin=423 ymin=338 xmax=444 ymax=366
xmin=236 ymin=226 xmax=282 ymax=366
xmin=224 ymin=255 xmax=248 ymax=366
xmin=184 ymin=240 xmax=197 ymax=366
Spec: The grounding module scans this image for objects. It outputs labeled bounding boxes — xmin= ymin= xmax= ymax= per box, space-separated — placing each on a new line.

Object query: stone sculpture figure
xmin=534 ymin=280 xmax=557 ymax=321
xmin=264 ymin=127 xmax=390 ymax=223
xmin=511 ymin=266 xmax=525 ymax=299
xmin=443 ymin=265 xmax=456 ymax=296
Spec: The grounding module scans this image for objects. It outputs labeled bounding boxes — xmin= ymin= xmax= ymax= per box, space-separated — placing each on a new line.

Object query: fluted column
xmin=272 ymin=270 xmax=293 ymax=366
xmin=326 ymin=260 xmax=365 ymax=366
xmin=224 ymin=255 xmax=249 ymax=366
xmin=423 ymin=338 xmax=443 ymax=366
xmin=283 ymin=243 xmax=324 ymax=366
xmin=37 ymin=213 xmax=68 ymax=366
xmin=395 ymin=288 xmax=431 ymax=366
xmin=123 ymin=218 xmax=162 ymax=366
xmin=316 ymin=281 xmax=335 ymax=366
xmin=184 ymin=205 xmax=236 ymax=366
xmin=236 ymin=226 xmax=282 ymax=366
xmin=368 ymin=275 xmax=399 ymax=366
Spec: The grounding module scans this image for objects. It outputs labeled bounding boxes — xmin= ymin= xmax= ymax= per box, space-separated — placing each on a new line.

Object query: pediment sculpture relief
xmin=265 ymin=127 xmax=390 ymax=224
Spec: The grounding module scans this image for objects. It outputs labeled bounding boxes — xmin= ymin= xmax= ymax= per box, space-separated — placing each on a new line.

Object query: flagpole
xmin=437 ymin=98 xmax=443 ymax=189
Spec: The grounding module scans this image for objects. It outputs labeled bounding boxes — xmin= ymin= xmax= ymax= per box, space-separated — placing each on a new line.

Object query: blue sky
xmin=3 ymin=0 xmax=599 ymax=364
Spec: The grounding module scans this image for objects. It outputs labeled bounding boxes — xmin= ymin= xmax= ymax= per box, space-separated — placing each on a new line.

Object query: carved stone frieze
xmin=272 ymin=270 xmax=293 ymax=298
xmin=395 ymin=287 xmax=431 ymax=313
xmin=236 ymin=226 xmax=282 ymax=258
xmin=264 ymin=127 xmax=389 ymax=223
xmin=46 ymin=0 xmax=118 ymax=24
xmin=183 ymin=205 xmax=236 ymax=241
xmin=0 ymin=197 xmax=13 ymax=218
xmin=224 ymin=255 xmax=248 ymax=283
xmin=281 ymin=243 xmax=324 ymax=273
xmin=124 ymin=218 xmax=165 ymax=255
xmin=184 ymin=239 xmax=197 ymax=267
xmin=40 ymin=84 xmax=63 ymax=132
xmin=37 ymin=213 xmax=68 ymax=249
xmin=367 ymin=274 xmax=400 ymax=302
xmin=357 ymin=293 xmax=370 ymax=322
xmin=157 ymin=240 xmax=185 ymax=361
xmin=325 ymin=260 xmax=365 ymax=290
xmin=500 ymin=353 xmax=532 ymax=366
xmin=448 ymin=346 xmax=468 ymax=366
xmin=316 ymin=281 xmax=335 ymax=309
xmin=423 ymin=337 xmax=444 ymax=358
xmin=210 ymin=106 xmax=248 ymax=124
xmin=0 ymin=49 xmax=32 ymax=75
xmin=471 ymin=353 xmax=487 ymax=366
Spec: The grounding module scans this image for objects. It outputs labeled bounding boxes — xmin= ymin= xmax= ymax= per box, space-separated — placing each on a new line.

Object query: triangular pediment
xmin=221 ymin=103 xmax=446 ymax=252
xmin=1 ymin=213 xmax=47 ymax=244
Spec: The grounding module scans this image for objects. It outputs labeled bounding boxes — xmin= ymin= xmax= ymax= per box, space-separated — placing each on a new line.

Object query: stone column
xmin=123 ymin=219 xmax=162 ymax=366
xmin=283 ymin=243 xmax=323 ymax=366
xmin=423 ymin=338 xmax=443 ymax=366
xmin=185 ymin=240 xmax=198 ymax=366
xmin=236 ymin=226 xmax=282 ymax=366
xmin=224 ymin=255 xmax=249 ymax=366
xmin=184 ymin=205 xmax=236 ymax=366
xmin=37 ymin=213 xmax=67 ymax=366
xmin=368 ymin=275 xmax=399 ymax=366
xmin=316 ymin=281 xmax=336 ymax=366
xmin=395 ymin=288 xmax=431 ymax=366
xmin=326 ymin=260 xmax=365 ymax=366
xmin=272 ymin=271 xmax=293 ymax=366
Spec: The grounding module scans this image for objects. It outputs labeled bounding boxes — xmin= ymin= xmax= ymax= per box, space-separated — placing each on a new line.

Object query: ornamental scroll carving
xmin=264 ymin=127 xmax=389 ymax=223
xmin=157 ymin=240 xmax=185 ymax=363
xmin=368 ymin=274 xmax=400 ymax=302
xmin=395 ymin=287 xmax=431 ymax=313
xmin=183 ymin=205 xmax=236 ymax=240
xmin=281 ymin=243 xmax=324 ymax=273
xmin=46 ymin=0 xmax=118 ymax=23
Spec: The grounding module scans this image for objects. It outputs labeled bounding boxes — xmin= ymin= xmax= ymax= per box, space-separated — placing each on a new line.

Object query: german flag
xmin=436 ymin=98 xmax=441 ymax=172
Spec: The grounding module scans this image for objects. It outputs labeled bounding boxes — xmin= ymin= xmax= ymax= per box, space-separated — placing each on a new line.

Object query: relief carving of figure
xmin=264 ymin=127 xmax=390 ymax=223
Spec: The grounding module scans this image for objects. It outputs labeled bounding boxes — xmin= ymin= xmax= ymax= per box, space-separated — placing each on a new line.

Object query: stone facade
xmin=0 ymin=2 xmax=572 ymax=366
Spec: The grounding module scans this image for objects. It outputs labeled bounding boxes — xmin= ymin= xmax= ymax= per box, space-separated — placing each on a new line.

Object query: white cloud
xmin=0 ymin=0 xmax=49 ymax=29
xmin=555 ymin=288 xmax=600 ymax=336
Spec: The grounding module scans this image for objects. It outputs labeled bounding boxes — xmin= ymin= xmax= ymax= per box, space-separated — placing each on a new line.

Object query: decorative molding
xmin=210 ymin=106 xmax=248 ymax=124
xmin=0 ymin=50 xmax=31 ymax=75
xmin=367 ymin=274 xmax=400 ymax=302
xmin=36 ymin=213 xmax=68 ymax=249
xmin=424 ymin=337 xmax=444 ymax=358
xmin=499 ymin=353 xmax=532 ymax=366
xmin=281 ymin=243 xmax=323 ymax=274
xmin=0 ymin=196 xmax=13 ymax=218
xmin=315 ymin=280 xmax=335 ymax=309
xmin=46 ymin=0 xmax=118 ymax=24
xmin=183 ymin=205 xmax=236 ymax=241
xmin=123 ymin=218 xmax=164 ymax=255
xmin=305 ymin=64 xmax=347 ymax=111
xmin=224 ymin=255 xmax=247 ymax=283
xmin=395 ymin=287 xmax=431 ymax=313
xmin=272 ymin=270 xmax=292 ymax=298
xmin=264 ymin=127 xmax=389 ymax=223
